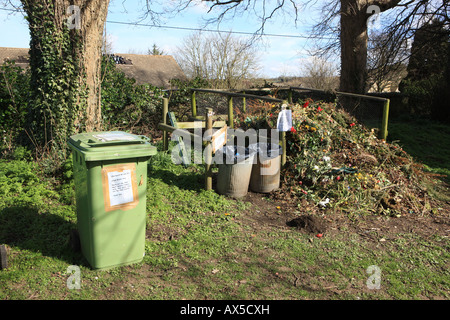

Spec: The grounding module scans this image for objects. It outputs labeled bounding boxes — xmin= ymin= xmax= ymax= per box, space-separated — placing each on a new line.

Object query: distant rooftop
xmin=0 ymin=47 xmax=187 ymax=89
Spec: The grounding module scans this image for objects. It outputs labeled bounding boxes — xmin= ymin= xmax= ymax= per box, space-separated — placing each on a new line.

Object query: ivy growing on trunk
xmin=19 ymin=0 xmax=110 ymax=164
xmin=22 ymin=0 xmax=86 ymax=158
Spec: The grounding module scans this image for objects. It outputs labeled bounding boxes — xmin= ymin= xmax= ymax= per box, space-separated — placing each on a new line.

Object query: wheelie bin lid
xmin=68 ymin=131 xmax=157 ymax=161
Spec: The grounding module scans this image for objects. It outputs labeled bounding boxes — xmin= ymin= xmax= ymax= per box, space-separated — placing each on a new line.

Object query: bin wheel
xmin=69 ymin=229 xmax=81 ymax=252
xmin=0 ymin=245 xmax=7 ymax=270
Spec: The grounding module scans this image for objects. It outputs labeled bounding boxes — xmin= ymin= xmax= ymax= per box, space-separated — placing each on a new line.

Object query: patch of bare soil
xmin=240 ymin=190 xmax=450 ymax=243
xmin=286 ymin=215 xmax=327 ymax=234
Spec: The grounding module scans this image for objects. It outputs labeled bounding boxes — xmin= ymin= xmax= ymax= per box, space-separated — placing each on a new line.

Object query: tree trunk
xmin=339 ymin=0 xmax=401 ymax=94
xmin=22 ymin=0 xmax=109 ymax=153
xmin=339 ymin=0 xmax=370 ymax=94
xmin=75 ymin=0 xmax=110 ymax=131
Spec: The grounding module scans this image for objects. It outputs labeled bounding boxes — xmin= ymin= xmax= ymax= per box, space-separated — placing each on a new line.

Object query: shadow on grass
xmin=387 ymin=118 xmax=450 ymax=182
xmin=0 ymin=206 xmax=88 ymax=268
xmin=148 ymin=165 xmax=205 ymax=192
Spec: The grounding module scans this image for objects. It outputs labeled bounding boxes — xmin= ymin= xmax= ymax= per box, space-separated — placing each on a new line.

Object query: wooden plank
xmin=158 ymin=124 xmax=203 ymax=142
xmin=158 ymin=123 xmax=177 ymax=133
xmin=211 ymin=124 xmax=227 ymax=154
xmin=175 ymin=121 xmax=227 ymax=129
xmin=188 ymin=115 xmax=228 ymax=121
xmin=168 ymin=112 xmax=190 ymax=167
xmin=168 ymin=112 xmax=179 ymax=128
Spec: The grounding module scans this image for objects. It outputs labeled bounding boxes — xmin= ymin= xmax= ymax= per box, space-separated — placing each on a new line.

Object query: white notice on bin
xmin=94 ymin=132 xmax=136 ymax=142
xmin=107 ymin=170 xmax=134 ymax=206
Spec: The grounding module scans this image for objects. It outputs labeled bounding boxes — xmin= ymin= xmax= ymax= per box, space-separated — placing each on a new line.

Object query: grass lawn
xmin=0 ymin=142 xmax=449 ymax=302
xmin=387 ymin=118 xmax=450 ymax=182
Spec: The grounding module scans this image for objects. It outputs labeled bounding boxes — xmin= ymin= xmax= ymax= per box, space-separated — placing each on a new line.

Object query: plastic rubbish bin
xmin=68 ymin=131 xmax=157 ymax=270
xmin=249 ymin=143 xmax=282 ymax=193
xmin=216 ymin=146 xmax=255 ymax=198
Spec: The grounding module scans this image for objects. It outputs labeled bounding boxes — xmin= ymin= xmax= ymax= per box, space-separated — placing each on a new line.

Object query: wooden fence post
xmin=280 ymin=100 xmax=289 ymax=167
xmin=281 ymin=131 xmax=286 ymax=166
xmin=191 ymin=90 xmax=197 ymax=117
xmin=205 ymin=107 xmax=214 ymax=191
xmin=380 ymin=99 xmax=390 ymax=140
xmin=162 ymin=98 xmax=169 ymax=151
xmin=228 ymin=95 xmax=234 ymax=129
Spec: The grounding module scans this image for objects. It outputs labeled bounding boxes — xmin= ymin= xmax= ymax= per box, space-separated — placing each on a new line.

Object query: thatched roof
xmin=114 ymin=53 xmax=187 ymax=88
xmin=0 ymin=47 xmax=187 ymax=89
xmin=0 ymin=47 xmax=29 ymax=69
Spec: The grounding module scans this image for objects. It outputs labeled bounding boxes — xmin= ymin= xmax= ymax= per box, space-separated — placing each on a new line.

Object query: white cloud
xmin=188 ymin=0 xmax=210 ymax=14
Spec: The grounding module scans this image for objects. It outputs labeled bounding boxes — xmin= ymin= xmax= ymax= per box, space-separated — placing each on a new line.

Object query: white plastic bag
xmin=276 ymin=107 xmax=292 ymax=132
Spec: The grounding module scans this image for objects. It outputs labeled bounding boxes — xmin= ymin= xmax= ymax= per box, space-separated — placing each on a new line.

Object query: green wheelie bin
xmin=68 ymin=131 xmax=157 ymax=270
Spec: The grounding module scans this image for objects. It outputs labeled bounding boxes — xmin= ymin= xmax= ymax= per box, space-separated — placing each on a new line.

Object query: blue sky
xmin=0 ymin=0 xmax=326 ymax=78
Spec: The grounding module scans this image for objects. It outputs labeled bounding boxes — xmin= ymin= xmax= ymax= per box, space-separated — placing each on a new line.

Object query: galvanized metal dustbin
xmin=249 ymin=143 xmax=282 ymax=193
xmin=216 ymin=146 xmax=255 ymax=198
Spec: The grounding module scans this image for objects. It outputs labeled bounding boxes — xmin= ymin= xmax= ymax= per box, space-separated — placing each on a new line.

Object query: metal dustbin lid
xmin=68 ymin=131 xmax=157 ymax=161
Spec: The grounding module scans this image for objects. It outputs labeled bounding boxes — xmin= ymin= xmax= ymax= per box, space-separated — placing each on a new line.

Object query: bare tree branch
xmin=174 ymin=30 xmax=260 ymax=89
